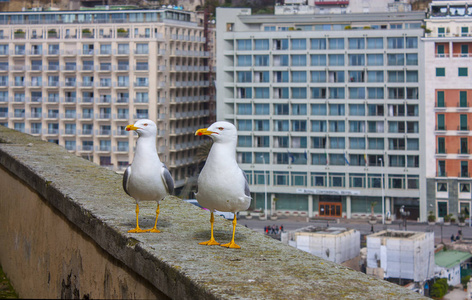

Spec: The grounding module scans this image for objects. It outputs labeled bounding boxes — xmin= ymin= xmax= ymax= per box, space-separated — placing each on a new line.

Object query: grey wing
xmin=241 ymin=169 xmax=251 ymax=197
xmin=161 ymin=164 xmax=175 ymax=195
xmin=122 ymin=165 xmax=131 ymax=196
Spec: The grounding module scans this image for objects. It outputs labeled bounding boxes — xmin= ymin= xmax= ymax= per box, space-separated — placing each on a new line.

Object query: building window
xmin=437 ymin=114 xmax=445 ymax=130
xmin=254 ymin=39 xmax=269 ymax=50
xmin=437 ymin=137 xmax=445 ymax=154
xmin=311 ymin=38 xmax=326 ymax=50
xmin=460 ymin=183 xmax=471 ymax=193
xmin=461 ymin=161 xmax=469 ymax=177
xmin=460 ymin=138 xmax=468 ymax=154
xmin=274 ymin=104 xmax=289 ymax=115
xmin=460 ymin=91 xmax=468 ymax=107
xmin=436 ymin=67 xmax=446 ymax=77
xmin=437 ymin=91 xmax=445 ymax=107
xmin=460 ymin=114 xmax=468 ymax=130
xmin=237 ymin=120 xmax=252 ymax=131
xmin=311 ymin=54 xmax=326 ymax=66
xmin=437 ymin=182 xmax=447 ymax=192
xmin=312 ymin=137 xmax=327 ymax=149
xmin=367 ymin=37 xmax=383 ymax=49
xmin=459 ymin=67 xmax=468 ymax=77
xmin=237 ymin=136 xmax=252 ymax=147
xmin=328 ymin=38 xmax=344 ymax=49
xmin=438 ymin=160 xmax=446 ymax=176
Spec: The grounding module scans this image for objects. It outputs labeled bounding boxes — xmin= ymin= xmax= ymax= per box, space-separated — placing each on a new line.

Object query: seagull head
xmin=195 ymin=121 xmax=237 ymax=144
xmin=126 ymin=119 xmax=157 ymax=138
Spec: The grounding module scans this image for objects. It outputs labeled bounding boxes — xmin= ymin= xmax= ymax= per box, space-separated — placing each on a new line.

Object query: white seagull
xmin=123 ymin=119 xmax=174 ymax=233
xmin=195 ymin=121 xmax=251 ymax=248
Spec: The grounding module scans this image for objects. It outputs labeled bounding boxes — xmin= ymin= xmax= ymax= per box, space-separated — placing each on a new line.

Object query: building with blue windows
xmin=216 ymin=7 xmax=426 ymax=220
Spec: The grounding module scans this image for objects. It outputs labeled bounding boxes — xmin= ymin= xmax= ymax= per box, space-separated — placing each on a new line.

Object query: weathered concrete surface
xmin=0 ymin=126 xmax=428 ymax=299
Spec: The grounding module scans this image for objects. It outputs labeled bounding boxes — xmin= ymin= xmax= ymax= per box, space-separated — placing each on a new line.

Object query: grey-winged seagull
xmin=123 ymin=119 xmax=174 ymax=233
xmin=195 ymin=121 xmax=251 ymax=248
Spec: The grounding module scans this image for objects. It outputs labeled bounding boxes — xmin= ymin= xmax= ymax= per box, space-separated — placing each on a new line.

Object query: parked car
xmin=183 ymin=199 xmax=235 ymax=220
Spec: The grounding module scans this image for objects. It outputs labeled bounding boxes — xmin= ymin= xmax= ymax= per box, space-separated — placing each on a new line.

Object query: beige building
xmin=0 ymin=7 xmax=213 ymax=188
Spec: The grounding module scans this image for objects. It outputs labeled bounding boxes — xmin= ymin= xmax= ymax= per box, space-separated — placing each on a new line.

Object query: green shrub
xmin=430 ymin=278 xmax=449 ymax=299
xmin=462 ymin=275 xmax=471 ymax=289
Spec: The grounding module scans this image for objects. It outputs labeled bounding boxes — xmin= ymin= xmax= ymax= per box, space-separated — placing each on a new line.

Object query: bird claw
xmin=128 ymin=228 xmax=147 ymax=233
xmin=144 ymin=228 xmax=161 ymax=233
xmin=221 ymin=242 xmax=241 ymax=249
xmin=199 ymin=239 xmax=220 ymax=246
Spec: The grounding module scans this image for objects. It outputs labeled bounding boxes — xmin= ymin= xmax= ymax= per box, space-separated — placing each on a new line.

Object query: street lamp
xmin=261 ymin=155 xmax=268 ymax=220
xmin=379 ymin=157 xmax=385 ymax=225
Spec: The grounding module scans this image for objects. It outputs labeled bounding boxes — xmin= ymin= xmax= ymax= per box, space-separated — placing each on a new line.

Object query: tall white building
xmin=216 ymin=7 xmax=426 ymax=220
xmin=0 ymin=7 xmax=213 ymax=188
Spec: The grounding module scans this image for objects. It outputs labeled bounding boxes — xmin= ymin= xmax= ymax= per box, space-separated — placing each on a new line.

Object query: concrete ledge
xmin=0 ymin=126 xmax=426 ymax=299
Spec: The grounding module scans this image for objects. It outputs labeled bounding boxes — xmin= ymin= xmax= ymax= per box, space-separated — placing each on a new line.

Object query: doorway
xmin=319 ymin=202 xmax=342 ymax=217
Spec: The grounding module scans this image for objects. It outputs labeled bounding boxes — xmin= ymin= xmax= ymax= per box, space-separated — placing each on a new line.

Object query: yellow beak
xmin=195 ymin=128 xmax=215 ymax=136
xmin=126 ymin=124 xmax=139 ymax=131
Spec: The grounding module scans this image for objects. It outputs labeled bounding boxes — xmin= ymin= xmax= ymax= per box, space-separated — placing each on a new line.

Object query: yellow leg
xmin=145 ymin=203 xmax=161 ymax=233
xmin=221 ymin=216 xmax=240 ymax=249
xmin=128 ymin=203 xmax=146 ymax=233
xmin=199 ymin=212 xmax=220 ymax=246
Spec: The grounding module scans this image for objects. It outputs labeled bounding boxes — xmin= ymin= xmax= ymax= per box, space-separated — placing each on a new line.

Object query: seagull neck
xmin=135 ymin=136 xmax=159 ymax=161
xmin=209 ymin=142 xmax=236 ymax=163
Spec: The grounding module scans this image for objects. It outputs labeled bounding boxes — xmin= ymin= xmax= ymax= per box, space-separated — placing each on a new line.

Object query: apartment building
xmin=216 ymin=7 xmax=426 ymax=220
xmin=424 ymin=1 xmax=472 ymax=220
xmin=0 ymin=7 xmax=213 ymax=188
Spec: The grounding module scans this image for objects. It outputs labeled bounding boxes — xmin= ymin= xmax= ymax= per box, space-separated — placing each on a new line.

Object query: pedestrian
xmin=451 ymin=234 xmax=455 ymax=242
xmin=275 ymin=226 xmax=279 ymax=234
xmin=458 ymin=229 xmax=462 ymax=237
xmin=280 ymin=225 xmax=284 ymax=232
xmin=272 ymin=224 xmax=276 ymax=234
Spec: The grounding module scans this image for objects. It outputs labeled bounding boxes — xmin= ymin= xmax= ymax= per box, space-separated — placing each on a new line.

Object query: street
xmin=239 ymin=216 xmax=472 ymax=244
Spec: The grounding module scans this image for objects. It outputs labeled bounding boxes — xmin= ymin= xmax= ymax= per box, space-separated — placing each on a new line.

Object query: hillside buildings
xmin=0 ymin=7 xmax=213 ymax=188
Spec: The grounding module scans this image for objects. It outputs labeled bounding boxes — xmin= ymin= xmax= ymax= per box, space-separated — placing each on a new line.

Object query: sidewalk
xmin=444 ymin=285 xmax=467 ymax=300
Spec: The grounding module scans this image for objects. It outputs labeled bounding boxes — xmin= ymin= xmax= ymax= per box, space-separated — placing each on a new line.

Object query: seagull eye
xmin=143 ymin=123 xmax=148 ymax=127
xmin=218 ymin=127 xmax=224 ymax=131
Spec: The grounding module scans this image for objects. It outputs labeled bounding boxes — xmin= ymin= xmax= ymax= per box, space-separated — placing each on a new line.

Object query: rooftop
xmin=435 ymin=250 xmax=472 ymax=269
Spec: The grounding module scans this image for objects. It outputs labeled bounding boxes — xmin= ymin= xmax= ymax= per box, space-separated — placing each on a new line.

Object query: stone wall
xmin=0 ymin=126 xmax=426 ymax=299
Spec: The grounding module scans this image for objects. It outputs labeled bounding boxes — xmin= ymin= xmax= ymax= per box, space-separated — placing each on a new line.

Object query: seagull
xmin=195 ymin=121 xmax=251 ymax=248
xmin=123 ymin=119 xmax=174 ymax=233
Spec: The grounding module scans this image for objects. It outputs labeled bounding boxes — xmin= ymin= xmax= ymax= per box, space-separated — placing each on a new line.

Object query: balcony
xmin=117 ymin=65 xmax=129 ymax=71
xmin=79 ymin=113 xmax=94 ymax=120
xmin=134 ymin=82 xmax=149 ymax=88
xmin=97 ymin=129 xmax=111 ymax=136
xmin=64 ymin=81 xmax=77 ymax=87
xmin=460 ymin=172 xmax=470 ymax=178
xmin=116 ymin=114 xmax=129 ymax=120
xmin=46 ymin=112 xmax=59 ymax=119
xmin=115 ymin=97 xmax=129 ymax=104
xmin=47 ymin=81 xmax=60 ymax=88
xmin=47 ymin=50 xmax=60 ymax=56
xmin=46 ymin=97 xmax=59 ymax=104
xmin=81 ymin=65 xmax=94 ymax=72
xmin=63 ymin=129 xmax=76 ymax=135
xmin=96 ymin=113 xmax=111 ymax=120
xmin=63 ymin=97 xmax=77 ymax=104
xmin=46 ymin=129 xmax=59 ymax=135
xmin=29 ymin=112 xmax=42 ymax=119
xmin=80 ymin=82 xmax=94 ymax=88
xmin=78 ymin=130 xmax=93 ymax=136
xmin=80 ymin=97 xmax=94 ymax=104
